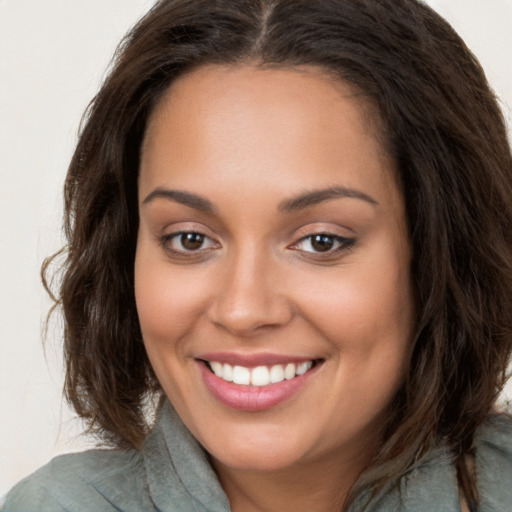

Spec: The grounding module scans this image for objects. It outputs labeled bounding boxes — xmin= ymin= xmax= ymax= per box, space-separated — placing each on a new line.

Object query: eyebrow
xmin=142 ymin=188 xmax=215 ymax=212
xmin=278 ymin=186 xmax=379 ymax=213
xmin=142 ymin=184 xmax=378 ymax=214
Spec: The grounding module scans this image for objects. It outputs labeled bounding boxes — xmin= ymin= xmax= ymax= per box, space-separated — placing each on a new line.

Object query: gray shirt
xmin=4 ymin=402 xmax=512 ymax=511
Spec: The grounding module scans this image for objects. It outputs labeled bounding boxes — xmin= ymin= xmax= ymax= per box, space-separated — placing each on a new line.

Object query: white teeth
xmin=284 ymin=363 xmax=296 ymax=380
xmin=296 ymin=361 xmax=312 ymax=375
xmin=208 ymin=360 xmax=316 ymax=386
xmin=269 ymin=364 xmax=285 ymax=383
xmin=223 ymin=363 xmax=233 ymax=382
xmin=232 ymin=365 xmax=251 ymax=385
xmin=210 ymin=361 xmax=223 ymax=377
xmin=251 ymin=366 xmax=270 ymax=386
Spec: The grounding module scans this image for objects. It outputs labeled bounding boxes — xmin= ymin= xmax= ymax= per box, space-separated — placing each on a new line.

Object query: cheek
xmin=134 ymin=244 xmax=213 ymax=405
xmin=296 ymin=265 xmax=413 ymax=350
xmin=134 ymin=244 xmax=208 ymax=346
xmin=290 ymin=240 xmax=415 ymax=407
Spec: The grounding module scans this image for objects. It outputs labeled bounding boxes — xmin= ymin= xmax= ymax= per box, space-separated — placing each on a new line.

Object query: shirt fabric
xmin=3 ymin=401 xmax=512 ymax=511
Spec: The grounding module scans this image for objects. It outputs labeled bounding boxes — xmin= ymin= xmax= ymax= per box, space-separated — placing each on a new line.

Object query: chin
xmin=210 ymin=441 xmax=309 ymax=473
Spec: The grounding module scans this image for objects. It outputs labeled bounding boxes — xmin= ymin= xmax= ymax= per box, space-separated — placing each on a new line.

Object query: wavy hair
xmin=44 ymin=0 xmax=512 ymax=508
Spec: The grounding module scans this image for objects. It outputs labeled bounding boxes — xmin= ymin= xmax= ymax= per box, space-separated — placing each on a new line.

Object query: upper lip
xmin=196 ymin=352 xmax=321 ymax=367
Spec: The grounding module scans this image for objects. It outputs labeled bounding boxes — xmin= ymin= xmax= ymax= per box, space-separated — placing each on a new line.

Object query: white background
xmin=1 ymin=0 xmax=511 ymax=498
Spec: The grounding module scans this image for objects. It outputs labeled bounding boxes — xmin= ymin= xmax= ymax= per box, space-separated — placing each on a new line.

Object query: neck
xmin=212 ymin=444 xmax=376 ymax=512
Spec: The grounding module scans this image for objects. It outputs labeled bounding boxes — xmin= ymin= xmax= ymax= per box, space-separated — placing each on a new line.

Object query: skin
xmin=135 ymin=65 xmax=415 ymax=512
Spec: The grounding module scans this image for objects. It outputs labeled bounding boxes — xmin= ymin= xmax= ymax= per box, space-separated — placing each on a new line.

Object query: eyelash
xmin=159 ymin=231 xmax=355 ymax=260
xmin=290 ymin=233 xmax=355 ymax=255
xmin=159 ymin=231 xmax=218 ymax=258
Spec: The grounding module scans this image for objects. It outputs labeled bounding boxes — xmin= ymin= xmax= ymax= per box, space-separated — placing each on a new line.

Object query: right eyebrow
xmin=142 ymin=188 xmax=215 ymax=213
xmin=278 ymin=185 xmax=379 ymax=213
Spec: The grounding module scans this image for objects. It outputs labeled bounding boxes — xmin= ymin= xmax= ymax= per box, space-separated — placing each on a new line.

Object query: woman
xmin=4 ymin=0 xmax=512 ymax=511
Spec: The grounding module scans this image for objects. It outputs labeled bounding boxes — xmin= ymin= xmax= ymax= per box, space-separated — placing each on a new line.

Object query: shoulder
xmin=475 ymin=414 xmax=512 ymax=511
xmin=361 ymin=415 xmax=512 ymax=512
xmin=3 ymin=448 xmax=153 ymax=512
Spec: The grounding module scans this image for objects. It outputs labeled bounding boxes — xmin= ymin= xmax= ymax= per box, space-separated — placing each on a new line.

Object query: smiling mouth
xmin=202 ymin=359 xmax=323 ymax=387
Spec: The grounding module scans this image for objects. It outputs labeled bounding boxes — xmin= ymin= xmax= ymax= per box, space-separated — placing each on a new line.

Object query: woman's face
xmin=135 ymin=65 xmax=415 ymax=475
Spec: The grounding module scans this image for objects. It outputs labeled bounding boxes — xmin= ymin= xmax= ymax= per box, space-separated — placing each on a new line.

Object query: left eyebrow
xmin=142 ymin=188 xmax=215 ymax=212
xmin=278 ymin=185 xmax=379 ymax=213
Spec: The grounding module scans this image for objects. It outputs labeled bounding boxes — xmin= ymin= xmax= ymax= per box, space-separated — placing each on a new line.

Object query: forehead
xmin=140 ymin=64 xmax=398 ymax=207
xmin=143 ymin=64 xmax=383 ymax=152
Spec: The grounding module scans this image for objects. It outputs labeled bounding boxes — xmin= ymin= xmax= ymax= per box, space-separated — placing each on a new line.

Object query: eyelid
xmin=290 ymin=233 xmax=354 ymax=253
xmin=157 ymin=220 xmax=218 ymax=243
xmin=164 ymin=231 xmax=217 ymax=248
xmin=286 ymin=221 xmax=357 ymax=260
xmin=157 ymin=223 xmax=221 ymax=261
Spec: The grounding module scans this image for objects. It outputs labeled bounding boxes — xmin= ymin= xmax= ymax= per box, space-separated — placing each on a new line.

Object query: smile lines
xmin=206 ymin=360 xmax=317 ymax=386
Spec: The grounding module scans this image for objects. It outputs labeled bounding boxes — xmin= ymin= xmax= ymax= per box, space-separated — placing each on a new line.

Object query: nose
xmin=206 ymin=248 xmax=293 ymax=337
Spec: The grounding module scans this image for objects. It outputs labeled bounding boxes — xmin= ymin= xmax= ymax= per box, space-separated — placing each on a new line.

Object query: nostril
xmin=207 ymin=298 xmax=293 ymax=336
xmin=207 ymin=277 xmax=294 ymax=334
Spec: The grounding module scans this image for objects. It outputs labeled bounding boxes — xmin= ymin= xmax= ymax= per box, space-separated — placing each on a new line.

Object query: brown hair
xmin=45 ymin=0 xmax=512 ymax=508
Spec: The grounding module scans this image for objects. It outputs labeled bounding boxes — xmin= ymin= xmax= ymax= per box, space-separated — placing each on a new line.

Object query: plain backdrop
xmin=1 ymin=0 xmax=511 ymax=498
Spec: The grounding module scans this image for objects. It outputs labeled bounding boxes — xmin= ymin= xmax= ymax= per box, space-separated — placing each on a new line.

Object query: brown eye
xmin=180 ymin=232 xmax=205 ymax=250
xmin=291 ymin=233 xmax=355 ymax=256
xmin=311 ymin=234 xmax=335 ymax=252
xmin=159 ymin=230 xmax=219 ymax=259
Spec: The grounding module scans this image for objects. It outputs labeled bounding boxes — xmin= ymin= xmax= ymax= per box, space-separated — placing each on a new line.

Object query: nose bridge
xmin=207 ymin=241 xmax=292 ymax=335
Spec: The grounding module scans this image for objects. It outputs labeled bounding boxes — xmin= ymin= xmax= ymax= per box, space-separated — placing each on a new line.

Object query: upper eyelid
xmin=290 ymin=226 xmax=354 ymax=243
xmin=292 ymin=222 xmax=356 ymax=237
xmin=159 ymin=221 xmax=218 ymax=239
xmin=158 ymin=225 xmax=355 ymax=248
xmin=158 ymin=232 xmax=219 ymax=258
xmin=162 ymin=231 xmax=217 ymax=244
xmin=291 ymin=233 xmax=353 ymax=247
xmin=295 ymin=230 xmax=351 ymax=240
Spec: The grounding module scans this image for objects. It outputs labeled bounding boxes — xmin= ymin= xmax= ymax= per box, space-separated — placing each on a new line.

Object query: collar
xmin=142 ymin=401 xmax=231 ymax=512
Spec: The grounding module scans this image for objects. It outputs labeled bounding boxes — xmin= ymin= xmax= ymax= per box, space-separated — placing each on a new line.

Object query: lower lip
xmin=198 ymin=361 xmax=321 ymax=412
